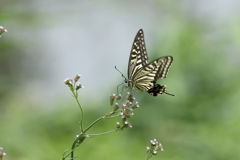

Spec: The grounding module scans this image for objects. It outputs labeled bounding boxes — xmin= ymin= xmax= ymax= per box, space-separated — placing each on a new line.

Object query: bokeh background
xmin=1 ymin=0 xmax=240 ymax=160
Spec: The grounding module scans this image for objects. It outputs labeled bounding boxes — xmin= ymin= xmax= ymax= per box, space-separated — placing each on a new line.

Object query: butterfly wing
xmin=147 ymin=56 xmax=174 ymax=96
xmin=153 ymin=56 xmax=173 ymax=81
xmin=131 ymin=56 xmax=173 ymax=91
xmin=128 ymin=29 xmax=148 ymax=80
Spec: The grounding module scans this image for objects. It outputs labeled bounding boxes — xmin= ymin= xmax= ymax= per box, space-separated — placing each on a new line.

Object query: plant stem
xmin=88 ymin=129 xmax=117 ymax=136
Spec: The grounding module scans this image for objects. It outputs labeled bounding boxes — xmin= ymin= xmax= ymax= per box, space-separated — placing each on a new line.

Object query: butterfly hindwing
xmin=130 ymin=56 xmax=173 ymax=91
xmin=153 ymin=56 xmax=173 ymax=80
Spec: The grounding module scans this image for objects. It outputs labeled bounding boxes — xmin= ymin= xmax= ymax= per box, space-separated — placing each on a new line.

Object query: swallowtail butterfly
xmin=124 ymin=29 xmax=174 ymax=96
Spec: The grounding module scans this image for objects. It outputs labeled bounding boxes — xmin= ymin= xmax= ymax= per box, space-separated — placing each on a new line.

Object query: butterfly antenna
xmin=115 ymin=66 xmax=127 ymax=81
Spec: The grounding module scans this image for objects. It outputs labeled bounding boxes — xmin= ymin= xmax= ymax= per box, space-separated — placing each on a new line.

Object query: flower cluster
xmin=115 ymin=92 xmax=140 ymax=130
xmin=146 ymin=139 xmax=164 ymax=159
xmin=109 ymin=94 xmax=122 ymax=106
xmin=106 ymin=94 xmax=122 ymax=117
xmin=0 ymin=147 xmax=7 ymax=159
xmin=64 ymin=74 xmax=84 ymax=91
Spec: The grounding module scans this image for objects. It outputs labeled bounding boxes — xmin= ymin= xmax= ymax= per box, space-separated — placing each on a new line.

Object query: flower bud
xmin=74 ymin=74 xmax=81 ymax=82
xmin=115 ymin=94 xmax=122 ymax=100
xmin=113 ymin=103 xmax=120 ymax=111
xmin=109 ymin=94 xmax=116 ymax=106
xmin=64 ymin=78 xmax=73 ymax=87
xmin=0 ymin=26 xmax=7 ymax=37
xmin=76 ymin=82 xmax=84 ymax=90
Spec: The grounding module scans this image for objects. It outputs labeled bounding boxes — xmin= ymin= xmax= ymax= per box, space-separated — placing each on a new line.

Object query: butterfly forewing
xmin=128 ymin=29 xmax=148 ymax=80
xmin=138 ymin=29 xmax=148 ymax=66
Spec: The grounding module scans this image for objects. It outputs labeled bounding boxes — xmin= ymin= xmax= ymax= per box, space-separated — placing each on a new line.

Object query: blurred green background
xmin=1 ymin=0 xmax=240 ymax=160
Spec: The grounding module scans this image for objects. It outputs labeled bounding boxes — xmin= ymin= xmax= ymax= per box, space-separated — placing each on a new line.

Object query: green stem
xmin=69 ymin=133 xmax=87 ymax=159
xmin=88 ymin=129 xmax=117 ymax=136
xmin=83 ymin=114 xmax=119 ymax=134
xmin=145 ymin=153 xmax=152 ymax=160
xmin=83 ymin=116 xmax=104 ymax=133
xmin=75 ymin=92 xmax=84 ymax=132
xmin=70 ymin=82 xmax=84 ymax=133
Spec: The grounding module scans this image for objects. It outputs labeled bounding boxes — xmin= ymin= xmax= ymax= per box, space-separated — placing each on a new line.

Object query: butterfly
xmin=125 ymin=29 xmax=174 ymax=96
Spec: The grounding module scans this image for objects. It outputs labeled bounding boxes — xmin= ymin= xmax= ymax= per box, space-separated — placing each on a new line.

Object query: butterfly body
xmin=147 ymin=81 xmax=174 ymax=96
xmin=126 ymin=29 xmax=174 ymax=96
